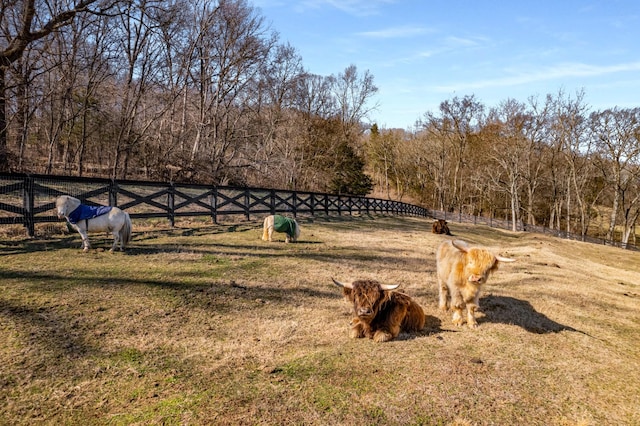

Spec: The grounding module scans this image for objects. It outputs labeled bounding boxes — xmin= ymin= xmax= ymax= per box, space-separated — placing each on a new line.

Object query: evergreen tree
xmin=329 ymin=142 xmax=373 ymax=196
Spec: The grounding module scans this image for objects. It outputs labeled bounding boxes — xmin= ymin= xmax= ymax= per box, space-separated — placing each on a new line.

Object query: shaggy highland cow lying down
xmin=432 ymin=219 xmax=451 ymax=235
xmin=332 ymin=278 xmax=426 ymax=342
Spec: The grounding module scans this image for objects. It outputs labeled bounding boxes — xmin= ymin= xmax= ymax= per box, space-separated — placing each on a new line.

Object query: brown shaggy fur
xmin=436 ymin=240 xmax=513 ymax=328
xmin=340 ymin=279 xmax=426 ymax=342
xmin=432 ymin=219 xmax=451 ymax=235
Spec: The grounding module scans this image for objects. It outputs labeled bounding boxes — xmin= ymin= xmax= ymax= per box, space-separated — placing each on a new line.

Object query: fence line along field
xmin=0 ymin=215 xmax=638 ymax=425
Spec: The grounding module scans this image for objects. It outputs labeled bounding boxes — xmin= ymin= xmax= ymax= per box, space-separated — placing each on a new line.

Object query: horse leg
xmin=110 ymin=231 xmax=120 ymax=252
xmin=78 ymin=229 xmax=91 ymax=252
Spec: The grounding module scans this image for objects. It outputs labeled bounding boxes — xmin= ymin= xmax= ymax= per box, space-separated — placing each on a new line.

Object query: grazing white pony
xmin=261 ymin=214 xmax=300 ymax=243
xmin=56 ymin=195 xmax=132 ymax=252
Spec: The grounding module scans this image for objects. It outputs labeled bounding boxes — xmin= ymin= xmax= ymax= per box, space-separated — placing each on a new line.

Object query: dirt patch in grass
xmin=1 ymin=215 xmax=639 ymax=425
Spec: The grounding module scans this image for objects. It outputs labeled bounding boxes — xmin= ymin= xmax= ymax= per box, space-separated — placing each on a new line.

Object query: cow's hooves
xmin=350 ymin=330 xmax=364 ymax=339
xmin=373 ymin=331 xmax=393 ymax=342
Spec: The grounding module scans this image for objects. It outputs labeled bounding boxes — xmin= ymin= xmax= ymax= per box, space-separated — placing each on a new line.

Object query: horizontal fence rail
xmin=0 ymin=174 xmax=429 ymax=237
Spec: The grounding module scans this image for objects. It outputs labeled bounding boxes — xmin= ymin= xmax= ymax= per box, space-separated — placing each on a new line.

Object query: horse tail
xmin=292 ymin=219 xmax=301 ymax=242
xmin=261 ymin=216 xmax=270 ymax=241
xmin=121 ymin=212 xmax=132 ymax=246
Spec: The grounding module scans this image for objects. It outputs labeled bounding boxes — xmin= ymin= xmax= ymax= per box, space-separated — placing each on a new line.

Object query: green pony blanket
xmin=273 ymin=214 xmax=297 ymax=238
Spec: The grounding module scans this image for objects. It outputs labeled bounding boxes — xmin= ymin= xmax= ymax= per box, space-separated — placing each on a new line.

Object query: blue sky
xmin=253 ymin=0 xmax=640 ymax=129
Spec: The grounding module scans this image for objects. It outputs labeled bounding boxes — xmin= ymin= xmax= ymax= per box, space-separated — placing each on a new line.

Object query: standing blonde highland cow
xmin=437 ymin=239 xmax=515 ymax=328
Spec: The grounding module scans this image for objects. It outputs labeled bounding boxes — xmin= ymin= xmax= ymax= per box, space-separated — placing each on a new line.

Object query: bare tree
xmin=0 ymin=0 xmax=116 ymax=171
xmin=419 ymin=95 xmax=484 ymax=211
xmin=590 ymin=107 xmax=640 ymax=244
xmin=11 ymin=47 xmax=41 ymax=171
xmin=550 ymin=90 xmax=598 ymax=237
xmin=333 ymin=64 xmax=378 ymax=138
xmin=484 ymin=99 xmax=528 ymax=231
xmin=249 ymin=42 xmax=305 ymax=187
xmin=186 ymin=0 xmax=275 ymax=183
xmin=520 ymin=95 xmax=553 ymax=226
xmin=366 ymin=123 xmax=396 ymax=199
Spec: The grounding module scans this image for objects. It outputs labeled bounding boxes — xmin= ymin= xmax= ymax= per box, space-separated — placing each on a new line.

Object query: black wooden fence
xmin=0 ymin=173 xmax=430 ymax=237
xmin=1 ymin=173 xmax=636 ymax=251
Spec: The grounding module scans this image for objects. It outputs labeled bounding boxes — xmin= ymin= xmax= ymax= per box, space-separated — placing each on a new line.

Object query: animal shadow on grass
xmin=396 ymin=315 xmax=449 ymax=341
xmin=479 ymin=295 xmax=581 ymax=334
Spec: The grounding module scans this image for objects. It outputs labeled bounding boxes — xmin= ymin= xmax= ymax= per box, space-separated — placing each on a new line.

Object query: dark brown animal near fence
xmin=0 ymin=174 xmax=429 ymax=237
xmin=432 ymin=219 xmax=451 ymax=235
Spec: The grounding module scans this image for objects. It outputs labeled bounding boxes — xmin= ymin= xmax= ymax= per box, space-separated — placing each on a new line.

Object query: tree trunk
xmin=0 ymin=66 xmax=7 ymax=171
xmin=607 ymin=191 xmax=620 ymax=242
xmin=511 ymin=180 xmax=518 ymax=232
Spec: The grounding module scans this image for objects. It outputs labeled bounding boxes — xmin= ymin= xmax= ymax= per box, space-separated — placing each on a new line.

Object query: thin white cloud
xmin=433 ymin=61 xmax=640 ymax=92
xmin=377 ymin=35 xmax=488 ymax=67
xmin=299 ymin=0 xmax=396 ymax=16
xmin=444 ymin=36 xmax=481 ymax=47
xmin=357 ymin=25 xmax=432 ymax=39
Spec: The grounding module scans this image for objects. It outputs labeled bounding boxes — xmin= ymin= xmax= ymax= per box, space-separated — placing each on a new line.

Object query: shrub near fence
xmin=0 ymin=174 xmax=429 ymax=237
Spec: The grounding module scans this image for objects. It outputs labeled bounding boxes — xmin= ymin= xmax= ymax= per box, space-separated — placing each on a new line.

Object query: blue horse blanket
xmin=67 ymin=204 xmax=113 ymax=225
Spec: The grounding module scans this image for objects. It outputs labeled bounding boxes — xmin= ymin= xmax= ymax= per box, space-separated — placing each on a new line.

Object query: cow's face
xmin=465 ymin=248 xmax=498 ymax=284
xmin=343 ymin=280 xmax=391 ymax=321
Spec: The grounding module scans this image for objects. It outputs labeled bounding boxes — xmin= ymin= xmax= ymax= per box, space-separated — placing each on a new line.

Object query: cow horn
xmin=331 ymin=278 xmax=353 ymax=289
xmin=451 ymin=239 xmax=469 ymax=252
xmin=496 ymin=255 xmax=516 ymax=263
xmin=380 ymin=284 xmax=400 ymax=290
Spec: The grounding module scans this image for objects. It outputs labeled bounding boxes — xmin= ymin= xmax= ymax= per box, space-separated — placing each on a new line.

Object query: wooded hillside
xmin=1 ymin=0 xmax=639 ymax=246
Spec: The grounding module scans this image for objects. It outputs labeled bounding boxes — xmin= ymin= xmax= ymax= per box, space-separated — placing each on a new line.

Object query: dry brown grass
xmin=1 ymin=215 xmax=639 ymax=425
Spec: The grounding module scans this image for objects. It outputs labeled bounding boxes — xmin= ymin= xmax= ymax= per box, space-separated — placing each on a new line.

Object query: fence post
xmin=210 ymin=187 xmax=218 ymax=224
xmin=23 ymin=175 xmax=35 ymax=237
xmin=270 ymin=189 xmax=276 ymax=215
xmin=109 ymin=179 xmax=118 ymax=207
xmin=310 ymin=193 xmax=315 ymax=216
xmin=292 ymin=191 xmax=298 ymax=217
xmin=168 ymin=182 xmax=175 ymax=227
xmin=244 ymin=190 xmax=250 ymax=221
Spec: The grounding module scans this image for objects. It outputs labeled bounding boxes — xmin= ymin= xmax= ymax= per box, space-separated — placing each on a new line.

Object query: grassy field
xmin=1 ymin=215 xmax=639 ymax=425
